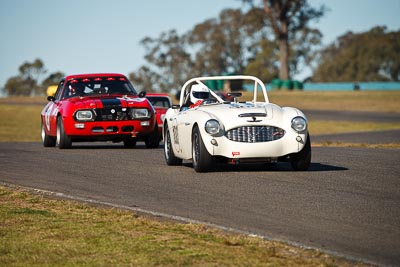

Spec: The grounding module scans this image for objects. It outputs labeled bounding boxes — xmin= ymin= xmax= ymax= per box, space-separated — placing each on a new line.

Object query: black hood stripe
xmin=101 ymin=98 xmax=122 ymax=107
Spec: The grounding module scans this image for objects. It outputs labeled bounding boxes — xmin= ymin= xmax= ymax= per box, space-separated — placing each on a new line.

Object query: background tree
xmin=243 ymin=0 xmax=326 ymax=80
xmin=131 ymin=8 xmax=272 ymax=90
xmin=189 ymin=9 xmax=259 ymax=75
xmin=129 ymin=66 xmax=162 ymax=92
xmin=130 ymin=3 xmax=326 ymax=90
xmin=138 ymin=30 xmax=194 ymax=91
xmin=4 ymin=76 xmax=29 ymax=96
xmin=313 ymin=26 xmax=400 ymax=82
xmin=41 ymin=71 xmax=64 ymax=87
xmin=4 ymin=58 xmax=47 ymax=96
xmin=244 ymin=39 xmax=280 ymax=81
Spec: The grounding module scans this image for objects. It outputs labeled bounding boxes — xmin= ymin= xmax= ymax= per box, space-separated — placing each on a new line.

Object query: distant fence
xmin=265 ymin=82 xmax=400 ymax=91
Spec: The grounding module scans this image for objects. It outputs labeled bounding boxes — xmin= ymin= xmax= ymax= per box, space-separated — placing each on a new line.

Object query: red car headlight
xmin=130 ymin=108 xmax=151 ymax=119
xmin=74 ymin=110 xmax=95 ymax=122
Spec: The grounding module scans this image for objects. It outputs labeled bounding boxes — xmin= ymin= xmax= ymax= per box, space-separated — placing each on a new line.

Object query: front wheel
xmin=192 ymin=125 xmax=213 ymax=172
xmin=164 ymin=125 xmax=182 ymax=166
xmin=41 ymin=121 xmax=56 ymax=147
xmin=56 ymin=117 xmax=72 ymax=149
xmin=290 ymin=133 xmax=311 ymax=171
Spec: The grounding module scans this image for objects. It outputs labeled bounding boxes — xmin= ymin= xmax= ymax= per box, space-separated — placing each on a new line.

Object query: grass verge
xmin=309 ymin=120 xmax=400 ymax=135
xmin=0 ymin=185 xmax=368 ymax=266
xmin=267 ymin=90 xmax=400 ymax=113
xmin=0 ymin=105 xmax=42 ymax=142
xmin=312 ymin=142 xmax=400 ymax=149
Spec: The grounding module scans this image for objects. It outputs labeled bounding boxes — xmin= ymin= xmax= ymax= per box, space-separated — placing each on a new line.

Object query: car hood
xmin=196 ymin=102 xmax=303 ymax=129
xmin=67 ymin=95 xmax=151 ymax=109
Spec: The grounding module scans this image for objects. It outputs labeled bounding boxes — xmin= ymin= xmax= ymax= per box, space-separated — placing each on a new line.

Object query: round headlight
xmin=205 ymin=119 xmax=221 ymax=135
xmin=291 ymin=116 xmax=307 ymax=132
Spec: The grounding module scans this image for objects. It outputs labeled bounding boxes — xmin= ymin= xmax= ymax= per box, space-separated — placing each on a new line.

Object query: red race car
xmin=145 ymin=93 xmax=172 ymax=139
xmin=40 ymin=73 xmax=159 ymax=149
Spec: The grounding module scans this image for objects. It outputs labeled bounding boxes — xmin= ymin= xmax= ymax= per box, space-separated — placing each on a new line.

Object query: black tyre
xmin=41 ymin=121 xmax=56 ymax=147
xmin=56 ymin=117 xmax=72 ymax=149
xmin=164 ymin=125 xmax=182 ymax=166
xmin=290 ymin=133 xmax=311 ymax=171
xmin=123 ymin=138 xmax=137 ymax=148
xmin=145 ymin=126 xmax=160 ymax=148
xmin=192 ymin=125 xmax=213 ymax=172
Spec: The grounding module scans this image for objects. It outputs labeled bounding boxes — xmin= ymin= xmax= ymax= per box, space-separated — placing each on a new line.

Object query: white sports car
xmin=163 ymin=75 xmax=311 ymax=172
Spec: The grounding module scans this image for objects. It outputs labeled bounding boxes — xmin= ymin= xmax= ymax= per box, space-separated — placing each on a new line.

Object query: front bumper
xmin=63 ymin=117 xmax=155 ymax=137
xmin=203 ymin=131 xmax=307 ymax=159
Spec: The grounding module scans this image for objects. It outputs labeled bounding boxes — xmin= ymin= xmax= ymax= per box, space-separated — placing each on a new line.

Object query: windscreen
xmin=63 ymin=77 xmax=137 ymax=98
xmin=146 ymin=96 xmax=171 ymax=108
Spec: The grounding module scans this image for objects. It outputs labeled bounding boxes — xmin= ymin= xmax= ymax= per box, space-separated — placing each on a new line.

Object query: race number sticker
xmin=172 ymin=125 xmax=179 ymax=145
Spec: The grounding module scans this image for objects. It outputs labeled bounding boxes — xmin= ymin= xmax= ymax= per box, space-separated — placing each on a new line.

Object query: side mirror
xmin=138 ymin=91 xmax=146 ymax=98
xmin=47 ymin=96 xmax=55 ymax=102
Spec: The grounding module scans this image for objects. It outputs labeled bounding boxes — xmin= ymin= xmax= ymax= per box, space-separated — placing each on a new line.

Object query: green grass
xmin=267 ymin=90 xmax=400 ymax=113
xmin=0 ymin=105 xmax=42 ymax=142
xmin=309 ymin=120 xmax=400 ymax=135
xmin=313 ymin=142 xmax=400 ymax=149
xmin=0 ymin=185 xmax=367 ymax=266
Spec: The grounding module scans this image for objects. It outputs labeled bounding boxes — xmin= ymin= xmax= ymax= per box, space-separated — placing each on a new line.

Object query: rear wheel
xmin=290 ymin=133 xmax=311 ymax=171
xmin=41 ymin=121 xmax=56 ymax=147
xmin=192 ymin=125 xmax=213 ymax=172
xmin=56 ymin=117 xmax=72 ymax=149
xmin=164 ymin=125 xmax=182 ymax=166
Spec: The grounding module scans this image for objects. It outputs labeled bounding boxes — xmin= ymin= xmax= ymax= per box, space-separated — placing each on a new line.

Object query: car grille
xmin=225 ymin=126 xmax=285 ymax=143
xmin=94 ymin=107 xmax=130 ymax=121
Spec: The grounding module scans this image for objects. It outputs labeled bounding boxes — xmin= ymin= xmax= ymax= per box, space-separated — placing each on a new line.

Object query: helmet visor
xmin=192 ymin=91 xmax=210 ymax=99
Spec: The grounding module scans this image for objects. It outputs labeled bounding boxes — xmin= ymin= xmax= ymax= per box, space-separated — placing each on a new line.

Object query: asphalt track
xmin=1 ymin=141 xmax=399 ymax=266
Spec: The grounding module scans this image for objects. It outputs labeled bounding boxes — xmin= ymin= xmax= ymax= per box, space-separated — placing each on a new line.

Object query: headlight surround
xmin=291 ymin=116 xmax=307 ymax=132
xmin=74 ymin=110 xmax=94 ymax=122
xmin=205 ymin=119 xmax=222 ymax=136
xmin=130 ymin=108 xmax=151 ymax=119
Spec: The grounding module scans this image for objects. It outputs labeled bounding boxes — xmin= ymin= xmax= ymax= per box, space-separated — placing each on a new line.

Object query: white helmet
xmin=190 ymin=84 xmax=210 ymax=103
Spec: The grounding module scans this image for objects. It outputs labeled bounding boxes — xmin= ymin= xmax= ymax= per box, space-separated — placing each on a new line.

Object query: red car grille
xmin=94 ymin=107 xmax=130 ymax=121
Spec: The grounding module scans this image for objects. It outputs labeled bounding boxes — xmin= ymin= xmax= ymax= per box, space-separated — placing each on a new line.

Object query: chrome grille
xmin=225 ymin=126 xmax=285 ymax=143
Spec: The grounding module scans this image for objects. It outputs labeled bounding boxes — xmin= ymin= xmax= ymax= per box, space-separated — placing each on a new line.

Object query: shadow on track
xmin=181 ymin=162 xmax=348 ymax=173
xmin=68 ymin=143 xmax=162 ymax=150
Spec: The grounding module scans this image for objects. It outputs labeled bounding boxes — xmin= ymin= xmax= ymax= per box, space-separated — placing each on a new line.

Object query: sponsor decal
xmin=232 ymin=151 xmax=240 ymax=157
xmin=173 ymin=125 xmax=179 ymax=144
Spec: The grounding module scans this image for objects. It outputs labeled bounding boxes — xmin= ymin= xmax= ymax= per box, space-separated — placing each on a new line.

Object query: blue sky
xmin=0 ymin=0 xmax=399 ymax=89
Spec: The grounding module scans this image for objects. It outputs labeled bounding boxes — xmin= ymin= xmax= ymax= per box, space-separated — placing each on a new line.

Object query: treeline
xmin=3 ymin=1 xmax=400 ymax=95
xmin=313 ymin=26 xmax=400 ymax=82
xmin=128 ymin=9 xmax=399 ymax=91
xmin=129 ymin=0 xmax=327 ymax=92
xmin=4 ymin=59 xmax=64 ymax=96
